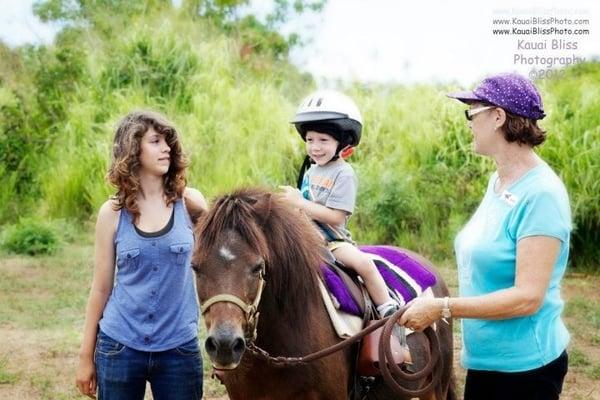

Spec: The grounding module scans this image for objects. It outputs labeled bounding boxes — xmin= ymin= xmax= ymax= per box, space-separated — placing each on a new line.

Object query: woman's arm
xmin=75 ymin=201 xmax=119 ymax=398
xmin=399 ymin=236 xmax=560 ymax=331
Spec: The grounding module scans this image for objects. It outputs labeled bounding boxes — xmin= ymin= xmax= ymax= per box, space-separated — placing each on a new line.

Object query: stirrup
xmin=377 ymin=301 xmax=400 ymax=318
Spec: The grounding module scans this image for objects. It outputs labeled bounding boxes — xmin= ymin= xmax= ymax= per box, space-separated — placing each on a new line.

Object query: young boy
xmin=280 ymin=90 xmax=398 ymax=318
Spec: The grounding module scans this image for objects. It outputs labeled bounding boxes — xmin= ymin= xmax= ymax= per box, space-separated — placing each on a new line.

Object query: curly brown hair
xmin=107 ymin=110 xmax=188 ymax=222
xmin=500 ymin=109 xmax=547 ymax=147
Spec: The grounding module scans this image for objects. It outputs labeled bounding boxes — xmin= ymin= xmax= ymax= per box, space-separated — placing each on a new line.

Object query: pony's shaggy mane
xmin=196 ymin=188 xmax=324 ymax=315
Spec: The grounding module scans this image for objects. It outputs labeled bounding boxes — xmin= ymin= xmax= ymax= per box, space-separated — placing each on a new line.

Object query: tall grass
xmin=536 ymin=64 xmax=600 ymax=266
xmin=1 ymin=7 xmax=598 ymax=267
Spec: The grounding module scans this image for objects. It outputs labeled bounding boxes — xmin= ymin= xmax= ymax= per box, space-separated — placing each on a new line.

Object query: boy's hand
xmin=278 ymin=186 xmax=304 ymax=208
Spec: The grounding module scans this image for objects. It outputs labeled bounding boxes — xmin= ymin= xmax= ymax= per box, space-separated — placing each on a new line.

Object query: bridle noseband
xmin=200 ymin=271 xmax=266 ymax=342
xmin=198 ymin=261 xmax=442 ymax=398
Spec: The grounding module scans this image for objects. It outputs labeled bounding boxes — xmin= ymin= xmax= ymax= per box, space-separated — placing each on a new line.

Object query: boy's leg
xmin=332 ymin=243 xmax=392 ymax=306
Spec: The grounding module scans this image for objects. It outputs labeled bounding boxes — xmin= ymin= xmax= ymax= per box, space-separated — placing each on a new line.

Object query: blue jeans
xmin=95 ymin=330 xmax=203 ymax=400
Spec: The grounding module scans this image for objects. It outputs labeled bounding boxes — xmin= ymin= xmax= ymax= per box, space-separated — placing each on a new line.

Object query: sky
xmin=1 ymin=0 xmax=599 ymax=86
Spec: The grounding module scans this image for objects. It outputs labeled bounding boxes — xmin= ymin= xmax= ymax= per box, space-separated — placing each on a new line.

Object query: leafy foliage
xmin=1 ymin=1 xmax=598 ymax=268
xmin=1 ymin=218 xmax=60 ymax=255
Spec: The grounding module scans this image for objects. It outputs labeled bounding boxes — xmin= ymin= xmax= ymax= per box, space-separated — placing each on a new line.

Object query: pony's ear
xmin=250 ymin=192 xmax=273 ymax=226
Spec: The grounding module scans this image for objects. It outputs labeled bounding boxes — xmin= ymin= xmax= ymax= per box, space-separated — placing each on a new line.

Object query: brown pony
xmin=192 ymin=188 xmax=455 ymax=399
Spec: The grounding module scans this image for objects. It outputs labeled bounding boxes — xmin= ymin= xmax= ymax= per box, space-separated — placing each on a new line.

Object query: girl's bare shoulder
xmin=97 ymin=198 xmax=121 ymax=226
xmin=184 ymin=187 xmax=208 ymax=211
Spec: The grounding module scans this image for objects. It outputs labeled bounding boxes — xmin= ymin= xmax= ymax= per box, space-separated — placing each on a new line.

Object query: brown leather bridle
xmin=201 ymin=272 xmax=443 ymax=398
xmin=200 ymin=270 xmax=266 ymax=342
xmin=243 ymin=303 xmax=443 ymax=399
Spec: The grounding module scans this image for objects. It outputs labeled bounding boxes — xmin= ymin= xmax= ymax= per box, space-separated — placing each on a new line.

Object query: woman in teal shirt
xmin=400 ymin=73 xmax=570 ymax=399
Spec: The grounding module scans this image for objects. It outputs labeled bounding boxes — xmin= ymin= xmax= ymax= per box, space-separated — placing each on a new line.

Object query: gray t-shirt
xmin=300 ymin=159 xmax=357 ymax=243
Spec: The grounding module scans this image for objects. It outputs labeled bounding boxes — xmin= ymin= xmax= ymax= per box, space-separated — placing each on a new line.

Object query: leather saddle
xmin=323 ymin=260 xmax=412 ymax=376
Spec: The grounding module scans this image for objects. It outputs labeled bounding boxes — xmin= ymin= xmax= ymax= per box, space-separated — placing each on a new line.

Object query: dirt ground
xmin=0 ymin=254 xmax=599 ymax=399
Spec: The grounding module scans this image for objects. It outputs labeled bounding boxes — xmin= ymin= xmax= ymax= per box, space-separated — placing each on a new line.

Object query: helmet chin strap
xmin=296 ymin=155 xmax=314 ymax=190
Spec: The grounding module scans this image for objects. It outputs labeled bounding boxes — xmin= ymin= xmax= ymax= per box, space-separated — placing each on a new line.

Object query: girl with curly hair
xmin=76 ymin=110 xmax=206 ymax=399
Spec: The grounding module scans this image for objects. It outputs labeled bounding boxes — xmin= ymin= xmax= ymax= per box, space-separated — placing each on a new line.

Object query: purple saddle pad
xmin=320 ymin=245 xmax=437 ymax=316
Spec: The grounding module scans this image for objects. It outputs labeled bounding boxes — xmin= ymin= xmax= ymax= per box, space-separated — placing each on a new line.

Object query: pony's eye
xmin=191 ymin=263 xmax=201 ymax=273
xmin=252 ymin=262 xmax=264 ymax=275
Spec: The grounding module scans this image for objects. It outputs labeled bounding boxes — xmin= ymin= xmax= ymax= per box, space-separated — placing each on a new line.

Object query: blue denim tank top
xmin=99 ymin=199 xmax=199 ymax=352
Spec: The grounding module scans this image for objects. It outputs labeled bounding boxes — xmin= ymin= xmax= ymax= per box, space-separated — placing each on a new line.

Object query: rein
xmin=246 ymin=305 xmax=443 ymax=398
xmin=199 ymin=247 xmax=442 ymax=396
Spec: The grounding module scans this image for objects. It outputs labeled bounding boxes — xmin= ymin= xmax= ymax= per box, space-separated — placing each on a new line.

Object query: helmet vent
xmin=291 ymin=90 xmax=362 ymax=146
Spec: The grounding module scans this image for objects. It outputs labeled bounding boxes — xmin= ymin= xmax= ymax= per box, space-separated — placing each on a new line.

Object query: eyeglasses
xmin=464 ymin=106 xmax=494 ymax=121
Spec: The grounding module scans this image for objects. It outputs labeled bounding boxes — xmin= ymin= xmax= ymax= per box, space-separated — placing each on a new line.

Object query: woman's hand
xmin=399 ymin=297 xmax=443 ymax=332
xmin=279 ymin=186 xmax=304 ymax=208
xmin=76 ymin=356 xmax=97 ymax=398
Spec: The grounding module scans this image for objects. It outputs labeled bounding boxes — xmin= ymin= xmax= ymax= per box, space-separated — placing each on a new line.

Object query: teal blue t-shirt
xmin=454 ymin=162 xmax=571 ymax=372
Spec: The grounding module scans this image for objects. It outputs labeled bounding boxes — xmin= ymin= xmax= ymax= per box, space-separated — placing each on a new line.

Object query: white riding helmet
xmin=291 ymin=90 xmax=363 ymax=147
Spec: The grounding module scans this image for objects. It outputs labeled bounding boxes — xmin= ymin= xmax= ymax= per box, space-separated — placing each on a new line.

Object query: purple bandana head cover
xmin=448 ymin=73 xmax=546 ymax=120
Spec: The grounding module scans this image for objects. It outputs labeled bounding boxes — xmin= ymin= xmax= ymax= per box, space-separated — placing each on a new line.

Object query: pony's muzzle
xmin=205 ymin=328 xmax=246 ymax=369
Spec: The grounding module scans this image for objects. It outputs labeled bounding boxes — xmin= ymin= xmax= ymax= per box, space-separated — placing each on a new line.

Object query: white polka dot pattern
xmin=450 ymin=73 xmax=546 ymax=120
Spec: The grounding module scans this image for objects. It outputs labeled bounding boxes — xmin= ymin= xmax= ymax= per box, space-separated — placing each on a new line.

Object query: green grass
xmin=562 ymin=275 xmax=600 ymax=385
xmin=569 ymin=348 xmax=591 ymax=367
xmin=586 ymin=364 xmax=600 ymax=380
xmin=0 ymin=243 xmax=599 ymax=398
xmin=564 ymin=297 xmax=600 ymax=330
xmin=0 ymin=242 xmax=227 ymax=398
xmin=1 ymin=4 xmax=599 ymax=269
xmin=0 ymin=357 xmax=17 ymax=384
xmin=568 ymin=347 xmax=600 ymax=381
xmin=0 ymin=246 xmax=90 ymax=329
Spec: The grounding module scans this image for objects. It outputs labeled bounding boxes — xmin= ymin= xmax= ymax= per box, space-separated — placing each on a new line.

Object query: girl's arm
xmin=75 ymin=201 xmax=119 ymax=398
xmin=399 ymin=236 xmax=560 ymax=331
xmin=184 ymin=187 xmax=208 ymax=222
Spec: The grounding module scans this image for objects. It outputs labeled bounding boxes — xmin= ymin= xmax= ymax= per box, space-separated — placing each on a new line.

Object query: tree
xmin=34 ymin=0 xmax=326 ymax=58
